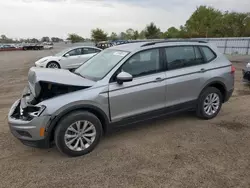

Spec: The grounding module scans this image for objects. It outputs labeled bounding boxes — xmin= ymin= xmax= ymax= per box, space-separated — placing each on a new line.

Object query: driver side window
xmin=66 ymin=48 xmax=82 ymax=56
xmin=121 ymin=48 xmax=160 ymax=78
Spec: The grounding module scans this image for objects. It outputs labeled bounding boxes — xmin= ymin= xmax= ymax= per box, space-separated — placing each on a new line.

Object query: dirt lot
xmin=1 ymin=48 xmax=250 ymax=188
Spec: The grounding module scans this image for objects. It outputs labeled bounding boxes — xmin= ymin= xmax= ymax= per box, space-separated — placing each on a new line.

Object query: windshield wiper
xmin=73 ymin=71 xmax=85 ymax=78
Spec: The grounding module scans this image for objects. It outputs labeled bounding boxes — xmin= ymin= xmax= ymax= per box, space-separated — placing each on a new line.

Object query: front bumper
xmin=8 ymin=99 xmax=51 ymax=148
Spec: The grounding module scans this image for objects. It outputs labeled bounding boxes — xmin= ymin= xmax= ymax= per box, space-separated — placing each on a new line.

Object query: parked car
xmin=8 ymin=40 xmax=234 ymax=157
xmin=242 ymin=62 xmax=250 ymax=83
xmin=34 ymin=46 xmax=102 ymax=70
xmin=95 ymin=41 xmax=114 ymax=49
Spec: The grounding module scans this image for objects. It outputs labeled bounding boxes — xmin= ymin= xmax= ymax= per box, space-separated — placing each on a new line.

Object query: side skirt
xmin=108 ymin=100 xmax=197 ymax=129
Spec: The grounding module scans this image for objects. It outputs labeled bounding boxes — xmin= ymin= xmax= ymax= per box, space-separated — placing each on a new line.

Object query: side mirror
xmin=65 ymin=53 xmax=70 ymax=57
xmin=116 ymin=72 xmax=133 ymax=84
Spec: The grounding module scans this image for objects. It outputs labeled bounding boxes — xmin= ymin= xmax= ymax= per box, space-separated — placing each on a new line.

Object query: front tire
xmin=54 ymin=111 xmax=103 ymax=157
xmin=196 ymin=87 xmax=222 ymax=119
xmin=46 ymin=61 xmax=60 ymax=69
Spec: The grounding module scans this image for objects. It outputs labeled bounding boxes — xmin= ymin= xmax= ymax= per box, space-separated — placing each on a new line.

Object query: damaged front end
xmin=12 ymin=83 xmax=87 ymax=121
xmin=12 ymin=67 xmax=93 ymax=121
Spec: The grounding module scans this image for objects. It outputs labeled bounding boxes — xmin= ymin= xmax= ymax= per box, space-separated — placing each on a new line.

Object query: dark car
xmin=95 ymin=41 xmax=114 ymax=49
xmin=242 ymin=62 xmax=250 ymax=83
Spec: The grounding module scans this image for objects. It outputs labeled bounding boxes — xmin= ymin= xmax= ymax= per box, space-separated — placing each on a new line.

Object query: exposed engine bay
xmin=33 ymin=81 xmax=87 ymax=104
xmin=11 ymin=82 xmax=88 ymax=121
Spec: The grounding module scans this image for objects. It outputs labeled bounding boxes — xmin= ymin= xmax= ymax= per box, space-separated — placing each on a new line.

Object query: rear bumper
xmin=224 ymin=89 xmax=234 ymax=103
xmin=8 ymin=99 xmax=51 ymax=148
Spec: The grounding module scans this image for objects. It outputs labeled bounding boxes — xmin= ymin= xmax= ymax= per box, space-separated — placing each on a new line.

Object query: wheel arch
xmin=200 ymin=80 xmax=227 ymax=102
xmin=47 ymin=104 xmax=109 ymax=143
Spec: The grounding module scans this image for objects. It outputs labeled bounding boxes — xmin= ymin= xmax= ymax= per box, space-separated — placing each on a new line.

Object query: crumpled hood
xmin=28 ymin=67 xmax=95 ymax=97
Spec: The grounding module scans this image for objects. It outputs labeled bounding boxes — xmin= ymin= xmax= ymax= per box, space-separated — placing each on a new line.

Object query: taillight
xmin=231 ymin=65 xmax=236 ymax=74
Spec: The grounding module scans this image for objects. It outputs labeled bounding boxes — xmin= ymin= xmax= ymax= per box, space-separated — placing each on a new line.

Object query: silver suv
xmin=8 ymin=40 xmax=235 ymax=157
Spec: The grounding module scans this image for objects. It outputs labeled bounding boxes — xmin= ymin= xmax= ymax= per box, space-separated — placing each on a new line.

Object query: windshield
xmin=75 ymin=49 xmax=129 ymax=81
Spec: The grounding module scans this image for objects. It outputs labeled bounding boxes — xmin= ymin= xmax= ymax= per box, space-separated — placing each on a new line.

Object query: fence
xmin=57 ymin=37 xmax=250 ymax=55
xmin=192 ymin=37 xmax=250 ymax=55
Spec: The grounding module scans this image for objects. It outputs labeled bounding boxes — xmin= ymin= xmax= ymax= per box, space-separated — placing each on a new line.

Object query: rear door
xmin=164 ymin=45 xmax=207 ymax=107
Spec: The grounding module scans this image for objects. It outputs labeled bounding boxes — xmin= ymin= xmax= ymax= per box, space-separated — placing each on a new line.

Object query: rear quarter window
xmin=201 ymin=46 xmax=216 ymax=62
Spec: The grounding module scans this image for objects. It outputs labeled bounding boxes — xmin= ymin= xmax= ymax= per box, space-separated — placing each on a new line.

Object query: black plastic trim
xmin=109 ymin=100 xmax=197 ymax=128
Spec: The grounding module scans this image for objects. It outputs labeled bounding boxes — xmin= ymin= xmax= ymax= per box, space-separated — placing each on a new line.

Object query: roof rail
xmin=141 ymin=39 xmax=208 ymax=47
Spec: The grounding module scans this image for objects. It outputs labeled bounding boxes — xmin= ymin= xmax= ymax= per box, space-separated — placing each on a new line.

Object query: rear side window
xmin=165 ymin=46 xmax=204 ymax=70
xmin=201 ymin=46 xmax=216 ymax=62
xmin=82 ymin=48 xmax=100 ymax=54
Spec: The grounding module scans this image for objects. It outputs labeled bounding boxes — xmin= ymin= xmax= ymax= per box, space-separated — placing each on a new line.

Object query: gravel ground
xmin=1 ymin=47 xmax=250 ymax=188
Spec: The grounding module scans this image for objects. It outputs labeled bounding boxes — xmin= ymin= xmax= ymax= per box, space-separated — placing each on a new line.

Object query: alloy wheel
xmin=64 ymin=120 xmax=96 ymax=151
xmin=203 ymin=93 xmax=220 ymax=116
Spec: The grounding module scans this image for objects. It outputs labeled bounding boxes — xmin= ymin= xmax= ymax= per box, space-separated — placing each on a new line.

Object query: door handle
xmin=154 ymin=77 xmax=164 ymax=82
xmin=200 ymin=68 xmax=206 ymax=73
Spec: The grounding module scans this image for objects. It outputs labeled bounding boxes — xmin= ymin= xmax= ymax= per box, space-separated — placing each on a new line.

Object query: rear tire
xmin=54 ymin=111 xmax=103 ymax=157
xmin=196 ymin=87 xmax=222 ymax=119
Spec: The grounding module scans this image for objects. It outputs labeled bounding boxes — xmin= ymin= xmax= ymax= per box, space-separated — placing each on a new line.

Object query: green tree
xmin=91 ymin=28 xmax=108 ymax=42
xmin=119 ymin=32 xmax=127 ymax=40
xmin=219 ymin=12 xmax=250 ymax=37
xmin=185 ymin=6 xmax=222 ymax=37
xmin=109 ymin=32 xmax=118 ymax=40
xmin=41 ymin=36 xmax=50 ymax=42
xmin=133 ymin=30 xmax=139 ymax=40
xmin=126 ymin=28 xmax=135 ymax=40
xmin=67 ymin=33 xmax=84 ymax=43
xmin=144 ymin=22 xmax=161 ymax=39
xmin=51 ymin=37 xmax=63 ymax=42
xmin=138 ymin=30 xmax=146 ymax=39
xmin=165 ymin=27 xmax=180 ymax=38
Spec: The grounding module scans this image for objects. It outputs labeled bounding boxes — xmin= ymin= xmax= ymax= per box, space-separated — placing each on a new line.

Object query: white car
xmin=35 ymin=46 xmax=102 ymax=70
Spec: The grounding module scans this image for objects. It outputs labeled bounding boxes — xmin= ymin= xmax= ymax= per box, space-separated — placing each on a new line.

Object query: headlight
xmin=26 ymin=105 xmax=46 ymax=117
xmin=40 ymin=59 xmax=48 ymax=64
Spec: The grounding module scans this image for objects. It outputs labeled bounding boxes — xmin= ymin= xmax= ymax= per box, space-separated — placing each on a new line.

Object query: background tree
xmin=67 ymin=33 xmax=84 ymax=43
xmin=91 ymin=28 xmax=108 ymax=42
xmin=144 ymin=22 xmax=161 ymax=39
xmin=125 ymin=28 xmax=135 ymax=40
xmin=51 ymin=37 xmax=63 ymax=43
xmin=109 ymin=32 xmax=118 ymax=40
xmin=165 ymin=27 xmax=180 ymax=38
xmin=119 ymin=32 xmax=127 ymax=40
xmin=132 ymin=30 xmax=139 ymax=40
xmin=138 ymin=30 xmax=146 ymax=39
xmin=218 ymin=12 xmax=250 ymax=37
xmin=41 ymin=36 xmax=50 ymax=42
xmin=185 ymin=6 xmax=222 ymax=37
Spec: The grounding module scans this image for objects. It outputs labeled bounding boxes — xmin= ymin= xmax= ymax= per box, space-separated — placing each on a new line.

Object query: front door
xmin=60 ymin=48 xmax=82 ymax=69
xmin=108 ymin=48 xmax=166 ymax=122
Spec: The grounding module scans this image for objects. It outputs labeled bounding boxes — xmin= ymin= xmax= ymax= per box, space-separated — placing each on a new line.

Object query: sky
xmin=0 ymin=0 xmax=249 ymax=39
